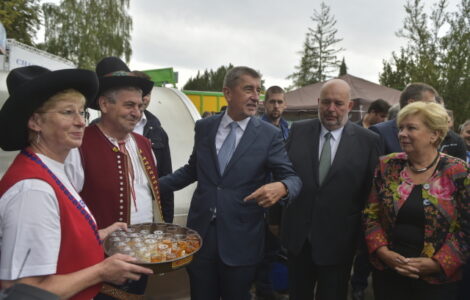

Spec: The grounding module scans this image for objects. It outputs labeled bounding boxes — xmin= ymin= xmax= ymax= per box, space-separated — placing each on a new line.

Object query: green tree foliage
xmin=39 ymin=0 xmax=132 ymax=70
xmin=338 ymin=57 xmax=348 ymax=76
xmin=183 ymin=64 xmax=234 ymax=91
xmin=0 ymin=0 xmax=41 ymax=46
xmin=379 ymin=0 xmax=470 ymax=125
xmin=183 ymin=64 xmax=266 ymax=92
xmin=288 ymin=2 xmax=344 ymax=88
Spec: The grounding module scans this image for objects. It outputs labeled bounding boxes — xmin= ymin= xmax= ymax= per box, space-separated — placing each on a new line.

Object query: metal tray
xmin=103 ymin=223 xmax=202 ymax=274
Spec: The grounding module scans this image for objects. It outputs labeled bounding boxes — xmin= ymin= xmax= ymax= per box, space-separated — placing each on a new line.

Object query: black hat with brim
xmin=89 ymin=57 xmax=154 ymax=110
xmin=0 ymin=66 xmax=99 ymax=151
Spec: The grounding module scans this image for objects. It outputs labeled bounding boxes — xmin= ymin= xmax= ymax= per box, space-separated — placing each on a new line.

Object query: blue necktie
xmin=218 ymin=122 xmax=238 ymax=175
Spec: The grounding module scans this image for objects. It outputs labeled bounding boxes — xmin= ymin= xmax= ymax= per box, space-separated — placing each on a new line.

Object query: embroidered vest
xmin=79 ymin=124 xmax=163 ymax=229
xmin=0 ymin=150 xmax=103 ymax=300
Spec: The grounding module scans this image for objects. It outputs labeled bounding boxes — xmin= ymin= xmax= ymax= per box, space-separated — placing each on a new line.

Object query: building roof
xmin=285 ymin=74 xmax=400 ymax=112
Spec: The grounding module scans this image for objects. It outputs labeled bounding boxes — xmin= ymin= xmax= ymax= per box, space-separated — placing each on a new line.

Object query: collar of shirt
xmin=101 ymin=130 xmax=132 ymax=147
xmin=320 ymin=124 xmax=344 ymax=142
xmin=318 ymin=124 xmax=345 ymax=161
xmin=216 ymin=112 xmax=251 ymax=153
xmin=134 ymin=111 xmax=148 ymax=136
xmin=220 ymin=111 xmax=250 ymax=132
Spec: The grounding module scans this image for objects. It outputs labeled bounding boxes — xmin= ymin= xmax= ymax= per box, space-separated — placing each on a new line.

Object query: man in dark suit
xmin=159 ymin=66 xmax=301 ymax=300
xmin=370 ymin=83 xmax=466 ymax=160
xmin=282 ymin=79 xmax=380 ymax=300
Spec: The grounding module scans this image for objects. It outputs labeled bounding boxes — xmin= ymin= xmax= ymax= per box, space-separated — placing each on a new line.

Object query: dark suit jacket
xmin=160 ymin=114 xmax=302 ymax=266
xmin=143 ymin=110 xmax=174 ymax=223
xmin=282 ymin=120 xmax=380 ymax=265
xmin=370 ymin=119 xmax=467 ymax=160
xmin=369 ymin=119 xmax=400 ymax=155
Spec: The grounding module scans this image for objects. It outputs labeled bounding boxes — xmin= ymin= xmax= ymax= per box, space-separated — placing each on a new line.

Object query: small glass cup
xmin=140 ymin=229 xmax=150 ymax=235
xmin=154 ymin=231 xmax=164 ymax=240
xmin=151 ymin=250 xmax=165 ymax=263
xmin=144 ymin=238 xmax=157 ymax=247
xmin=166 ymin=252 xmax=177 ymax=261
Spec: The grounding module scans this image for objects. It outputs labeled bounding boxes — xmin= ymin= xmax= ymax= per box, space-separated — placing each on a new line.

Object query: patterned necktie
xmin=218 ymin=122 xmax=238 ymax=175
xmin=318 ymin=132 xmax=332 ymax=185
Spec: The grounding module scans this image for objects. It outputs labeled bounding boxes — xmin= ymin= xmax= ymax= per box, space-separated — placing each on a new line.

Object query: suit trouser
xmin=288 ymin=241 xmax=352 ymax=300
xmin=186 ymin=221 xmax=256 ymax=300
xmin=350 ymin=235 xmax=372 ymax=292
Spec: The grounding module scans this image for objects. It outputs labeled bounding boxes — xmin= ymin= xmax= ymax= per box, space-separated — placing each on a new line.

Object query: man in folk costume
xmin=65 ymin=57 xmax=163 ymax=299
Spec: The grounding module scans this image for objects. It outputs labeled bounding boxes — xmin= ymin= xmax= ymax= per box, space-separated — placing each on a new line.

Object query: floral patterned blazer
xmin=363 ymin=152 xmax=470 ymax=283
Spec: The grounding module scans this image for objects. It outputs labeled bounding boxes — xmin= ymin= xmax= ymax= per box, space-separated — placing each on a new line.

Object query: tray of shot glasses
xmin=104 ymin=223 xmax=202 ymax=273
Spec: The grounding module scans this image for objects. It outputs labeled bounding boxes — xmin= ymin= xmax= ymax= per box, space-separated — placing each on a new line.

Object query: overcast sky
xmin=42 ymin=0 xmax=461 ymax=89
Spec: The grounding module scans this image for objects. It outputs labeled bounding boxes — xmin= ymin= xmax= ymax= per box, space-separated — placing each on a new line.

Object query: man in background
xmin=256 ymin=86 xmax=290 ymax=300
xmin=262 ymin=86 xmax=289 ymax=141
xmin=132 ymin=70 xmax=174 ymax=223
xmin=356 ymin=99 xmax=390 ymax=128
xmin=370 ymin=84 xmax=466 ymax=160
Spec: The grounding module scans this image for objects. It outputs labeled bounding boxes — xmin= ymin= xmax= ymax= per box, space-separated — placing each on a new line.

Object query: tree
xmin=288 ymin=2 xmax=344 ymax=88
xmin=183 ymin=64 xmax=234 ymax=91
xmin=0 ymin=0 xmax=41 ymax=46
xmin=379 ymin=0 xmax=470 ymax=125
xmin=439 ymin=0 xmax=470 ymax=125
xmin=338 ymin=57 xmax=348 ymax=76
xmin=39 ymin=0 xmax=132 ymax=69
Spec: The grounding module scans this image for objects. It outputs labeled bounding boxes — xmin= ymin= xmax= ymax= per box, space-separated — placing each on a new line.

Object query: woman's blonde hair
xmin=397 ymin=101 xmax=449 ymax=147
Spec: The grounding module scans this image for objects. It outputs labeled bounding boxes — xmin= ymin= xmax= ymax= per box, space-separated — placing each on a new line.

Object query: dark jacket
xmin=283 ymin=120 xmax=380 ymax=265
xmin=439 ymin=130 xmax=467 ymax=161
xmin=143 ymin=110 xmax=174 ymax=223
xmin=370 ymin=120 xmax=467 ymax=160
xmin=159 ymin=114 xmax=301 ymax=266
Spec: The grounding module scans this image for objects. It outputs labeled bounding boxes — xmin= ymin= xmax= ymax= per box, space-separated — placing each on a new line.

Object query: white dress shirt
xmin=215 ymin=112 xmax=251 ymax=154
xmin=318 ymin=124 xmax=344 ymax=164
xmin=134 ymin=111 xmax=148 ymax=136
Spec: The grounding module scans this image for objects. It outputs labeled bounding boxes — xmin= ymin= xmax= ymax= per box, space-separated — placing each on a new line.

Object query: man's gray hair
xmin=101 ymin=86 xmax=142 ymax=103
xmin=223 ymin=66 xmax=260 ymax=89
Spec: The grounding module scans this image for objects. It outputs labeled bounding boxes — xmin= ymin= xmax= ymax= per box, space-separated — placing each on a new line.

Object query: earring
xmin=36 ymin=132 xmax=41 ymax=145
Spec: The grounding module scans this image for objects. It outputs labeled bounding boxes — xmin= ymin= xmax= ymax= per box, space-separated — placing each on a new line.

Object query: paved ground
xmin=144 ymin=268 xmax=376 ymax=300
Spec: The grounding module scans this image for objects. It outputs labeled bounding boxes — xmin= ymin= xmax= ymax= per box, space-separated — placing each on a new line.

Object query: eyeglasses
xmin=39 ymin=109 xmax=90 ymax=121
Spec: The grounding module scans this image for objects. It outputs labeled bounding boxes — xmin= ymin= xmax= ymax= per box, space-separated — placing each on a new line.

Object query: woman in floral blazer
xmin=363 ymin=102 xmax=470 ymax=300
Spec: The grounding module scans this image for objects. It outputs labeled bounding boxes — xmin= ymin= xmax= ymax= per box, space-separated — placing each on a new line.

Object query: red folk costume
xmin=0 ymin=150 xmax=103 ymax=300
xmin=79 ymin=124 xmax=163 ymax=229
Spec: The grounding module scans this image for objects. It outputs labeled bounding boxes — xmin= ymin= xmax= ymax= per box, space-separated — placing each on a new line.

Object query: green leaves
xmin=183 ymin=64 xmax=233 ymax=91
xmin=0 ymin=0 xmax=41 ymax=46
xmin=39 ymin=0 xmax=133 ymax=70
xmin=379 ymin=0 xmax=470 ymax=125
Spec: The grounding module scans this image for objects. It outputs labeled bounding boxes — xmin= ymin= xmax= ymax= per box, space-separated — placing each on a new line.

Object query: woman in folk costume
xmin=0 ymin=66 xmax=152 ymax=299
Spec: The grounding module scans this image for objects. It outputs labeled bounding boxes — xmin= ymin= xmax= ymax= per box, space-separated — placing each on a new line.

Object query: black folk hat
xmin=0 ymin=65 xmax=99 ymax=151
xmin=90 ymin=56 xmax=154 ymax=110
